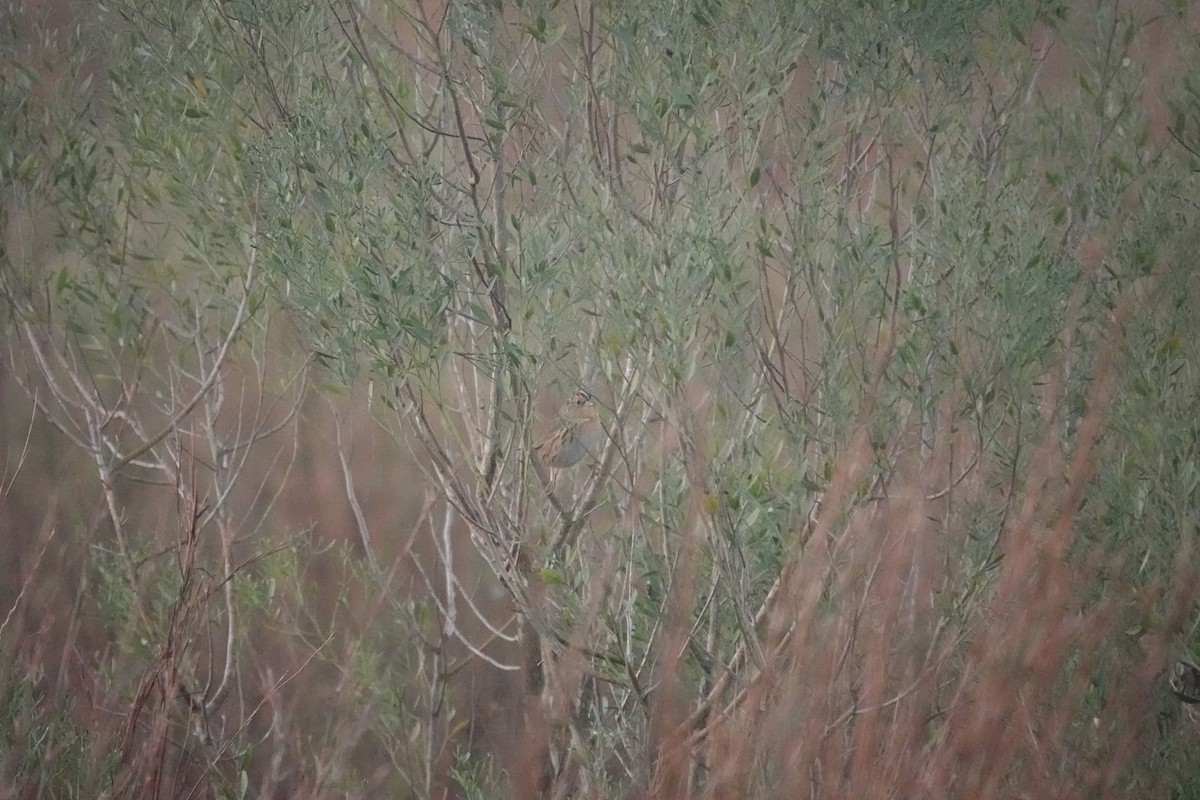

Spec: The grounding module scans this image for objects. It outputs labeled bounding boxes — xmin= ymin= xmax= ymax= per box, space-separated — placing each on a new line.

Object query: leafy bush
xmin=2 ymin=0 xmax=1199 ymax=797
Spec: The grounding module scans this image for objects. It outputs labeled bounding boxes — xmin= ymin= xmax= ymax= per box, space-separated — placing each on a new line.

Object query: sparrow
xmin=533 ymin=390 xmax=603 ymax=468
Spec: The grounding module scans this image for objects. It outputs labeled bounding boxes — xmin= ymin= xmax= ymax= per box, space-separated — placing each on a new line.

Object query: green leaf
xmin=538 ymin=568 xmax=566 ymax=585
xmin=543 ymin=24 xmax=566 ymax=48
xmin=16 ymin=152 xmax=37 ymax=180
xmin=669 ymin=85 xmax=695 ymax=111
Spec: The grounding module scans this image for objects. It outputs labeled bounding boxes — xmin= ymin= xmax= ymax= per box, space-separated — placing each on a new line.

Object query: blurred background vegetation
xmin=2 ymin=0 xmax=1199 ymax=797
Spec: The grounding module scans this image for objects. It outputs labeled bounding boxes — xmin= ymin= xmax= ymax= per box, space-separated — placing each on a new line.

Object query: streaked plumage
xmin=534 ymin=391 xmax=602 ymax=468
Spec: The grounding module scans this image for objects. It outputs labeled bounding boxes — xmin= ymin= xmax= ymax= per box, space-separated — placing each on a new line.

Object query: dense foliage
xmin=2 ymin=0 xmax=1199 ymax=796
